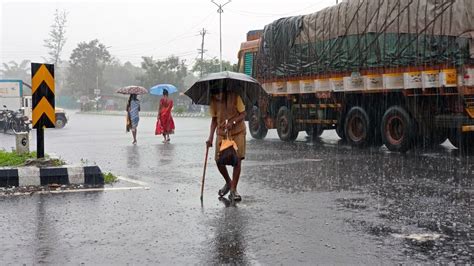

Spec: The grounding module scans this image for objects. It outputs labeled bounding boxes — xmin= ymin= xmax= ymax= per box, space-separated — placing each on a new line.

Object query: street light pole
xmin=211 ymin=0 xmax=231 ymax=72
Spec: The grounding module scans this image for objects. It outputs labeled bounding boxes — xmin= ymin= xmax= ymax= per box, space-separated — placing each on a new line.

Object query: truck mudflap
xmin=462 ymin=107 xmax=474 ymax=132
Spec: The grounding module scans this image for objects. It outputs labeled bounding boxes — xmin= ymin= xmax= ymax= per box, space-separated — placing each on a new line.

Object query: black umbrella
xmin=184 ymin=71 xmax=267 ymax=106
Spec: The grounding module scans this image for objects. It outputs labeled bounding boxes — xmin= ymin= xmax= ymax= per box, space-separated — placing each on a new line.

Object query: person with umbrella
xmin=127 ymin=94 xmax=140 ymax=144
xmin=186 ymin=71 xmax=267 ymax=202
xmin=206 ymin=83 xmax=247 ymax=201
xmin=155 ymin=87 xmax=175 ymax=143
xmin=117 ymin=85 xmax=147 ymax=145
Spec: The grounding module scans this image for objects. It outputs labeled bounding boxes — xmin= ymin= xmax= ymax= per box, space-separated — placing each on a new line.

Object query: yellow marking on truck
xmin=466 ymin=108 xmax=474 ymax=119
xmin=442 ymin=69 xmax=457 ymax=85
xmin=462 ymin=125 xmax=474 ymax=132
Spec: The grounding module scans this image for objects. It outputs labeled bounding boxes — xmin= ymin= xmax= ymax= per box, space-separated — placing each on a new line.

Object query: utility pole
xmin=211 ymin=0 xmax=231 ymax=72
xmin=198 ymin=28 xmax=207 ymax=77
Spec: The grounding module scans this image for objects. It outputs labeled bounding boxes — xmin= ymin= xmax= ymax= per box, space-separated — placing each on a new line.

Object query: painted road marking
xmin=0 ymin=176 xmax=150 ymax=196
xmin=117 ymin=176 xmax=149 ymax=187
xmin=0 ymin=186 xmax=150 ymax=197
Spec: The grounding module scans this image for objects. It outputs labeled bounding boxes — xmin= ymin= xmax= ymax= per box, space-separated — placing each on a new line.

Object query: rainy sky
xmin=1 ymin=0 xmax=337 ymax=66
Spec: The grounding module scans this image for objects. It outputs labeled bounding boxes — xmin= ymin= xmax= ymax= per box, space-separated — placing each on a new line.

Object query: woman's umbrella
xmin=116 ymin=85 xmax=148 ymax=95
xmin=150 ymin=84 xmax=178 ymax=96
xmin=184 ymin=71 xmax=267 ymax=106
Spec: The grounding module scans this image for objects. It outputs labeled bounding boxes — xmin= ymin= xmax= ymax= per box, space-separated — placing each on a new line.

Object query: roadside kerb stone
xmin=0 ymin=165 xmax=104 ymax=187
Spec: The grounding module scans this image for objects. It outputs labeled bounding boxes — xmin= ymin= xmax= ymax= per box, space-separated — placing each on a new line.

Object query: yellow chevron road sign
xmin=31 ymin=63 xmax=55 ymax=129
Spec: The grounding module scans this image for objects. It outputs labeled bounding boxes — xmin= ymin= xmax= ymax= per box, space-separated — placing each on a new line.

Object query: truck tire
xmin=336 ymin=122 xmax=345 ymax=141
xmin=306 ymin=125 xmax=324 ymax=139
xmin=55 ymin=115 xmax=67 ymax=129
xmin=381 ymin=106 xmax=414 ymax=152
xmin=344 ymin=106 xmax=372 ymax=147
xmin=277 ymin=106 xmax=298 ymax=141
xmin=249 ymin=106 xmax=268 ymax=139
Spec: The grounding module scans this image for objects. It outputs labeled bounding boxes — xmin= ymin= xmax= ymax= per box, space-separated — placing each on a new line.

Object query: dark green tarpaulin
xmin=257 ymin=0 xmax=473 ymax=79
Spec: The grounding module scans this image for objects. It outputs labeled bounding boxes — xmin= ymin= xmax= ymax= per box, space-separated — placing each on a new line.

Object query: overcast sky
xmin=1 ymin=0 xmax=337 ymax=67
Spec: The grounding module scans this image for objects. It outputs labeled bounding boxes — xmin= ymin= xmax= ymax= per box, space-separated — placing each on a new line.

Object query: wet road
xmin=0 ymin=112 xmax=472 ymax=264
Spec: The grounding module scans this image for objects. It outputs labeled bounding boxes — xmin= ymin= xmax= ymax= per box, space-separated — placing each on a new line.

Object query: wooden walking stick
xmin=200 ymin=145 xmax=210 ymax=201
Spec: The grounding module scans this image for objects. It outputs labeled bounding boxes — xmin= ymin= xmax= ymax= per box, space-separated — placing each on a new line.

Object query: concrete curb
xmin=0 ymin=165 xmax=104 ymax=187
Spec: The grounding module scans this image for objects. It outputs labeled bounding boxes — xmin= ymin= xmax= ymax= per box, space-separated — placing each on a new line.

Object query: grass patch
xmin=0 ymin=150 xmax=66 ymax=167
xmin=50 ymin=158 xmax=67 ymax=167
xmin=0 ymin=150 xmax=37 ymax=167
xmin=104 ymin=172 xmax=118 ymax=184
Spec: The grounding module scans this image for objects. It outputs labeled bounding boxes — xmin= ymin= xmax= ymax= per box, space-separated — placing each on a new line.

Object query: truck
xmin=0 ymin=80 xmax=68 ymax=129
xmin=238 ymin=0 xmax=474 ymax=152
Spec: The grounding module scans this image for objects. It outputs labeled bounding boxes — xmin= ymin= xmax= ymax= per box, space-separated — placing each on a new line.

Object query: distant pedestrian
xmin=206 ymin=87 xmax=246 ymax=201
xmin=126 ymin=94 xmax=140 ymax=144
xmin=155 ymin=89 xmax=175 ymax=143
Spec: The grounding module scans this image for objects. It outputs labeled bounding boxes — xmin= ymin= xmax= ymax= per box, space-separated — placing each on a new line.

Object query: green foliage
xmin=104 ymin=172 xmax=118 ymax=184
xmin=137 ymin=56 xmax=188 ymax=90
xmin=137 ymin=56 xmax=188 ymax=110
xmin=0 ymin=150 xmax=36 ymax=167
xmin=103 ymin=60 xmax=143 ymax=96
xmin=174 ymin=106 xmax=186 ymax=114
xmin=0 ymin=150 xmax=66 ymax=167
xmin=191 ymin=58 xmax=234 ymax=77
xmin=0 ymin=60 xmax=31 ymax=83
xmin=50 ymin=158 xmax=67 ymax=167
xmin=44 ymin=9 xmax=68 ymax=65
xmin=67 ymin=39 xmax=112 ymax=97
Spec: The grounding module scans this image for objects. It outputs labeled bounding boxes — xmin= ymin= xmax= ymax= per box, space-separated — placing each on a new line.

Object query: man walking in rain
xmin=206 ymin=85 xmax=246 ymax=201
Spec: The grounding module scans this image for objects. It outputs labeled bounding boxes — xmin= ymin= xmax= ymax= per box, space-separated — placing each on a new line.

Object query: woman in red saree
xmin=155 ymin=89 xmax=175 ymax=143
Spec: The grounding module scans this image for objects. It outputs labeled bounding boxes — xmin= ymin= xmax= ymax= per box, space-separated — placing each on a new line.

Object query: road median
xmin=0 ymin=165 xmax=104 ymax=187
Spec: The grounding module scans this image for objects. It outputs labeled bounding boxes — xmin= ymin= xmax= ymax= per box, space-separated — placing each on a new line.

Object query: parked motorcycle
xmin=0 ymin=105 xmax=30 ymax=133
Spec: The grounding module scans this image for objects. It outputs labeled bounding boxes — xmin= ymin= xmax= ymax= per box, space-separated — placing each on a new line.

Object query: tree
xmin=191 ymin=57 xmax=233 ymax=76
xmin=103 ymin=60 xmax=143 ymax=96
xmin=66 ymin=39 xmax=112 ymax=97
xmin=138 ymin=56 xmax=188 ymax=90
xmin=0 ymin=60 xmax=31 ymax=83
xmin=137 ymin=56 xmax=188 ymax=110
xmin=44 ymin=9 xmax=68 ymax=65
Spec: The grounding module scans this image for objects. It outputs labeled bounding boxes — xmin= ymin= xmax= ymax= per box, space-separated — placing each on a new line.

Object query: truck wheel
xmin=277 ymin=106 xmax=298 ymax=141
xmin=55 ymin=115 xmax=66 ymax=129
xmin=336 ymin=122 xmax=345 ymax=141
xmin=344 ymin=106 xmax=371 ymax=147
xmin=306 ymin=125 xmax=323 ymax=139
xmin=381 ymin=106 xmax=414 ymax=152
xmin=249 ymin=106 xmax=268 ymax=140
xmin=448 ymin=131 xmax=474 ymax=153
